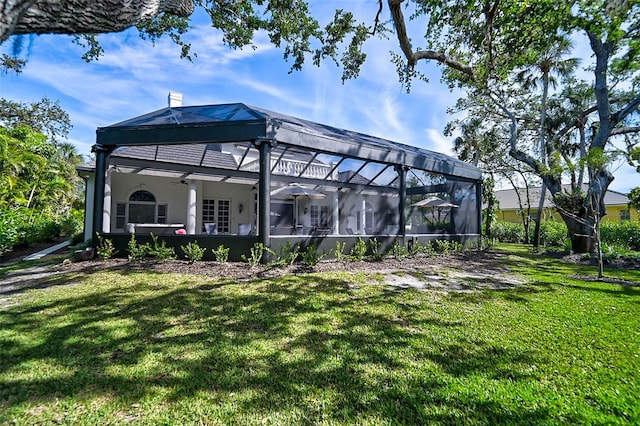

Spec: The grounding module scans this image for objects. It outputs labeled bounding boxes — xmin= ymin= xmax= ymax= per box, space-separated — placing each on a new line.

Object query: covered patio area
xmin=80 ymin=102 xmax=482 ymax=261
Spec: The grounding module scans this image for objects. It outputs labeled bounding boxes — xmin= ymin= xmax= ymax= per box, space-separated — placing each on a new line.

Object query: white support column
xmin=332 ymin=191 xmax=340 ymax=235
xmin=102 ymin=167 xmax=112 ymax=233
xmin=187 ymin=180 xmax=197 ymax=234
xmin=361 ymin=199 xmax=367 ymax=235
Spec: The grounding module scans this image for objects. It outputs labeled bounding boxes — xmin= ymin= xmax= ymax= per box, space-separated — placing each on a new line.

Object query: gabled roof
xmin=338 ymin=170 xmax=370 ymax=185
xmin=97 ymin=103 xmax=481 ymax=181
xmin=495 ymin=184 xmax=629 ymax=210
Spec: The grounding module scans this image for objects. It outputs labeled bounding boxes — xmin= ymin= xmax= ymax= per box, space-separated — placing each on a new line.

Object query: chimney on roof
xmin=168 ymin=91 xmax=183 ymax=108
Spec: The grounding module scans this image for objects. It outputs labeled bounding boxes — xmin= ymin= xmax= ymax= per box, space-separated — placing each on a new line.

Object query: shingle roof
xmin=338 ymin=170 xmax=370 ymax=185
xmin=112 ymin=143 xmax=237 ymax=170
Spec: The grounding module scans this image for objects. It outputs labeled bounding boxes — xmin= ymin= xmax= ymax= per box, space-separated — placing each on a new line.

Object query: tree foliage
xmin=0 ymin=97 xmax=71 ymax=143
xmin=0 ymin=126 xmax=82 ymax=212
xmin=390 ymin=0 xmax=640 ymax=253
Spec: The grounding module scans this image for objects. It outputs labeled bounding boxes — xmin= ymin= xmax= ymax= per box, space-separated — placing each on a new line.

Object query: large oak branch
xmin=388 ymin=0 xmax=474 ymax=77
xmin=1 ymin=0 xmax=194 ymax=42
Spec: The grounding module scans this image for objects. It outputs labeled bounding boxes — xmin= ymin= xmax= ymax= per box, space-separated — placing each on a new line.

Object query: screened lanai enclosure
xmin=80 ymin=102 xmax=482 ymax=261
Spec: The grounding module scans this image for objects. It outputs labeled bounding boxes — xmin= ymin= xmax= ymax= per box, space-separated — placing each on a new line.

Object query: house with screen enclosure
xmin=78 ymin=97 xmax=483 ymax=261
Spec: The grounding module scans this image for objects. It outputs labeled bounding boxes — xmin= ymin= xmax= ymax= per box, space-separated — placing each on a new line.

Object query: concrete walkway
xmin=22 ymin=240 xmax=70 ymax=261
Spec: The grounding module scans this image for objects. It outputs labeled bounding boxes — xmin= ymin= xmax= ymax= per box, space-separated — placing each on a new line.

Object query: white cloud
xmin=424 ymin=128 xmax=455 ymax=155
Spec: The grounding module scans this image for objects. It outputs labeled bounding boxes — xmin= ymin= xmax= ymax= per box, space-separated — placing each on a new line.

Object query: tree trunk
xmin=555 ymin=173 xmax=611 ymax=254
xmin=2 ymin=0 xmax=194 ymax=42
xmin=562 ymin=213 xmax=594 ymax=253
xmin=532 ymin=185 xmax=545 ymax=248
xmin=533 ymin=71 xmax=550 ymax=249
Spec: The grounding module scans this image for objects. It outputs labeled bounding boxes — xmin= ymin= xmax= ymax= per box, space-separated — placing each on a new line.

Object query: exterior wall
xmin=605 ymin=205 xmax=640 ymax=222
xmin=109 ymin=172 xmax=256 ymax=234
xmin=200 ymin=180 xmax=254 ymax=234
xmin=109 ymin=172 xmax=188 ymax=232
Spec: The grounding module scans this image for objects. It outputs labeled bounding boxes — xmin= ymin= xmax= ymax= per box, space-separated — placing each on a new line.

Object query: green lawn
xmin=1 ymin=245 xmax=639 ymax=425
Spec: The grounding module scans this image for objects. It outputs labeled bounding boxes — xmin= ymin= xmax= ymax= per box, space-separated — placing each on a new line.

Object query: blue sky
xmin=0 ymin=5 xmax=635 ymax=194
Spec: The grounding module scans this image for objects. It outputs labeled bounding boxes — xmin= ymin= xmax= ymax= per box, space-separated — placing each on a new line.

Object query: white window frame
xmin=115 ymin=190 xmax=168 ymax=230
xmin=202 ymin=198 xmax=231 ymax=233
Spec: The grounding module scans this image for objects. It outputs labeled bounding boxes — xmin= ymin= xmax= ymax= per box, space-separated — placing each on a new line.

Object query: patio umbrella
xmin=271 ymin=183 xmax=325 ymax=227
xmin=411 ymin=196 xmax=459 ymax=223
xmin=410 ymin=196 xmax=445 ymax=208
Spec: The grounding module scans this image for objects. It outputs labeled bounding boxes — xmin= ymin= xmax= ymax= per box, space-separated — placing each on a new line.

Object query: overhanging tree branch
xmin=1 ymin=0 xmax=195 ymax=42
xmin=388 ymin=0 xmax=474 ymax=77
xmin=611 ymin=126 xmax=640 ymax=136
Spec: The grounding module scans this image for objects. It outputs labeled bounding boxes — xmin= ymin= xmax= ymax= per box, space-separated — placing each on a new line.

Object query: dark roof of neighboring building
xmin=338 ymin=170 xmax=371 ymax=185
xmin=112 ymin=144 xmax=238 ymax=170
xmin=95 ymin=103 xmax=482 ymax=181
xmin=495 ymin=184 xmax=629 ymax=210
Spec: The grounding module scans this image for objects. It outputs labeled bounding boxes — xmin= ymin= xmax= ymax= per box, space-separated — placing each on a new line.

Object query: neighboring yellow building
xmin=494 ymin=185 xmax=639 ymax=223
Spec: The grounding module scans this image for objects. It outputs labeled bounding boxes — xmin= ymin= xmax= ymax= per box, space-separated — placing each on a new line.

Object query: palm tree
xmin=517 ymin=37 xmax=579 ymax=248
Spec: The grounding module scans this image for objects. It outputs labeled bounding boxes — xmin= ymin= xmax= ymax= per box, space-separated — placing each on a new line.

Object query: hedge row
xmin=491 ymin=220 xmax=640 ymax=251
xmin=600 ymin=221 xmax=640 ymax=251
xmin=490 ymin=221 xmax=568 ymax=247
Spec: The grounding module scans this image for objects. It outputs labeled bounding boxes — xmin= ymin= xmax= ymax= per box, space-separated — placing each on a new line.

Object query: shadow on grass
xmin=0 ymin=268 xmax=559 ymax=424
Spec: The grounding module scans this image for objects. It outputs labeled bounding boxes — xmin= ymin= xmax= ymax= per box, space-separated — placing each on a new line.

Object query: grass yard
xmin=1 ymin=245 xmax=639 ymax=424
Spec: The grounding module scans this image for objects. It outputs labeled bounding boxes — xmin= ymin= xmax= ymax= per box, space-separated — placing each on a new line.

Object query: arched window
xmin=129 ymin=190 xmax=155 ymax=202
xmin=115 ymin=190 xmax=167 ymax=229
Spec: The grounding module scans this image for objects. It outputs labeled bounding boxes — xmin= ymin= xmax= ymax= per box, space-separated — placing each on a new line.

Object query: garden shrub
xmin=30 ymin=218 xmax=61 ymax=243
xmin=149 ymin=233 xmax=176 ymax=262
xmin=369 ymin=238 xmax=384 ymax=261
xmin=418 ymin=241 xmax=436 ymax=257
xmin=0 ymin=207 xmax=83 ymax=256
xmin=0 ymin=208 xmax=22 ymax=256
xmin=332 ymin=241 xmax=347 ymax=261
xmin=391 ymin=240 xmax=408 ymax=259
xmin=96 ymin=234 xmax=118 ymax=260
xmin=242 ymin=242 xmax=273 ymax=268
xmin=212 ymin=244 xmax=230 ymax=263
xmin=181 ymin=241 xmax=206 ymax=263
xmin=492 ymin=220 xmax=567 ymax=247
xmin=128 ymin=234 xmax=150 ymax=262
xmin=349 ymin=237 xmax=368 ymax=261
xmin=492 ymin=221 xmax=526 ymax=243
xmin=538 ymin=221 xmax=568 ymax=247
xmin=600 ymin=221 xmax=640 ymax=251
xmin=270 ymin=241 xmax=300 ymax=267
xmin=60 ymin=209 xmax=84 ymax=237
xmin=301 ymin=244 xmax=325 ymax=267
xmin=434 ymin=240 xmax=462 ymax=254
xmin=408 ymin=240 xmax=422 ymax=257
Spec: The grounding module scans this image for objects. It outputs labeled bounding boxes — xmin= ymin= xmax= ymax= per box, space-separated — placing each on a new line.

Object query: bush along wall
xmin=492 ymin=219 xmax=640 ymax=252
xmin=0 ymin=207 xmax=83 ymax=257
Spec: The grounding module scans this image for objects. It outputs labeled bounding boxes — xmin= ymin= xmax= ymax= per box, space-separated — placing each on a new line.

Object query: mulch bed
xmin=4 ymin=240 xmax=638 ymax=284
xmin=52 ymin=253 xmax=495 ymax=282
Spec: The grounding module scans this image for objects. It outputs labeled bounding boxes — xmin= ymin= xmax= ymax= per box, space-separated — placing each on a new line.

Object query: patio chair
xmin=205 ymin=223 xmax=218 ymax=235
xmin=238 ymin=223 xmax=251 ymax=235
